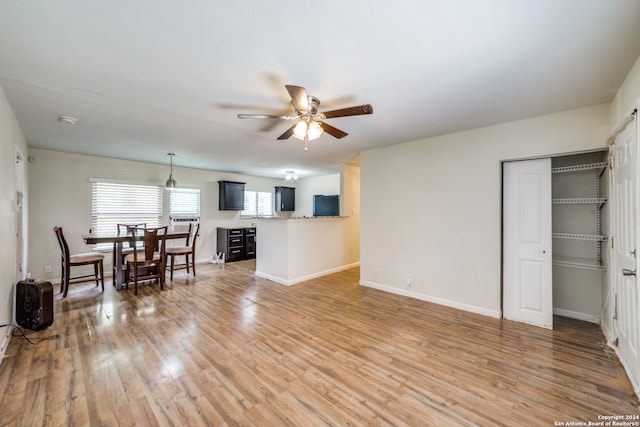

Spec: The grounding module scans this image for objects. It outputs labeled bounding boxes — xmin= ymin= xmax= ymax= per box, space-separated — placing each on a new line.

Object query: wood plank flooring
xmin=0 ymin=260 xmax=638 ymax=426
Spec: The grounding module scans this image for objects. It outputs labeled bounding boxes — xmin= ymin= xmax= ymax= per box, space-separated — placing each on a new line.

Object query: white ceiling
xmin=2 ymin=1 xmax=640 ymax=179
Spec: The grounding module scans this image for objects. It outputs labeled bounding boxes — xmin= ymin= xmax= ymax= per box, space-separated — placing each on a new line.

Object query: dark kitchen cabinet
xmin=217 ymin=228 xmax=245 ymax=262
xmin=218 ymin=181 xmax=245 ymax=210
xmin=275 ymin=186 xmax=295 ymax=211
xmin=216 ymin=227 xmax=256 ymax=262
xmin=244 ymin=228 xmax=256 ymax=259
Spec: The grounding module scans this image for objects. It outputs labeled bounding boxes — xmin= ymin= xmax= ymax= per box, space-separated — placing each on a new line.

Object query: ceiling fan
xmin=238 ymin=85 xmax=373 ymax=151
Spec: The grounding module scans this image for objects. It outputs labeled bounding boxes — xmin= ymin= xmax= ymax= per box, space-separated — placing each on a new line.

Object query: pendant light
xmin=165 ymin=153 xmax=178 ymax=189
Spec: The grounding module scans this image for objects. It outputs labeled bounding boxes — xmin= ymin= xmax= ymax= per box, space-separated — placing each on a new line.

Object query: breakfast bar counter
xmin=255 ymin=216 xmax=358 ymax=286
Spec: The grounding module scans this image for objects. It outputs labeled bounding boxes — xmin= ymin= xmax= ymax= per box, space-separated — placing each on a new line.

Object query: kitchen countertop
xmin=257 ymin=216 xmax=348 ymax=220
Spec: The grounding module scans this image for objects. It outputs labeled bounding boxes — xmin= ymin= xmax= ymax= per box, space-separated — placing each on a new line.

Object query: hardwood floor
xmin=1 ymin=261 xmax=638 ymax=426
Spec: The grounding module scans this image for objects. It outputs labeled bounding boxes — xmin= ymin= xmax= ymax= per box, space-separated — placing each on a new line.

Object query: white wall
xmin=0 ymin=87 xmax=29 ymax=351
xmin=294 ymin=173 xmax=340 ymax=217
xmin=611 ymin=56 xmax=640 ymax=124
xmin=256 ymin=217 xmax=357 ymax=285
xmin=27 ymin=148 xmax=293 ymax=282
xmin=342 ymin=164 xmax=360 ymax=263
xmin=288 ymin=167 xmax=360 ymax=263
xmin=360 ymin=103 xmax=611 ymax=318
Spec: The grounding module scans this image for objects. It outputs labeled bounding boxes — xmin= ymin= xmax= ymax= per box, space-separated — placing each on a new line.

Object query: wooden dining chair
xmin=53 ymin=226 xmax=105 ymax=298
xmin=116 ymin=223 xmax=147 ymax=254
xmin=112 ymin=223 xmax=147 ymax=287
xmin=124 ymin=226 xmax=168 ymax=295
xmin=165 ymin=223 xmax=200 ymax=281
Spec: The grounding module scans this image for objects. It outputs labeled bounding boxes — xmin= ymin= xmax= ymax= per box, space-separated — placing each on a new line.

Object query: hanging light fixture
xmin=293 ymin=120 xmax=323 ymax=141
xmin=165 ymin=153 xmax=178 ymax=189
xmin=292 ymin=119 xmax=323 ymax=151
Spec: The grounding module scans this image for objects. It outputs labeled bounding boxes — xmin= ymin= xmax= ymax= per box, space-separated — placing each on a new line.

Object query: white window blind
xmin=169 ymin=188 xmax=200 ymax=216
xmin=242 ymin=191 xmax=274 ymax=217
xmin=91 ymin=181 xmax=163 ymax=250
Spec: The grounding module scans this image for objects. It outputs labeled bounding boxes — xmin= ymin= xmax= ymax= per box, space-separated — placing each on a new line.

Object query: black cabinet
xmin=275 ymin=186 xmax=295 ymax=211
xmin=218 ymin=181 xmax=245 ymax=210
xmin=217 ymin=228 xmax=244 ymax=262
xmin=244 ymin=228 xmax=256 ymax=259
xmin=216 ymin=227 xmax=256 ymax=262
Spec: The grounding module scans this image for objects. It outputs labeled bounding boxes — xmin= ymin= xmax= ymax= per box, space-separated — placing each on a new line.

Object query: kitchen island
xmin=255 ymin=216 xmax=359 ymax=285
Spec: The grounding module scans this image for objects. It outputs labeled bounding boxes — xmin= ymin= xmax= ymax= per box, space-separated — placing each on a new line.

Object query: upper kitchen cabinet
xmin=275 ymin=186 xmax=295 ymax=211
xmin=218 ymin=181 xmax=246 ymax=210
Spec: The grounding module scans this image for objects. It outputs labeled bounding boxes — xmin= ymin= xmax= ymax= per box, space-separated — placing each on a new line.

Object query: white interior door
xmin=503 ymin=158 xmax=553 ymax=329
xmin=611 ymin=114 xmax=639 ymax=388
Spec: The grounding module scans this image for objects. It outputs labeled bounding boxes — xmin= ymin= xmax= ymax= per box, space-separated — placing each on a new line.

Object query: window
xmin=241 ymin=190 xmax=274 ymax=217
xmin=91 ymin=180 xmax=163 ymax=250
xmin=169 ymin=188 xmax=200 ymax=216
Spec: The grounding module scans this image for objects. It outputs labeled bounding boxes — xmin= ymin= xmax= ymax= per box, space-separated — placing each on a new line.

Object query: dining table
xmin=82 ymin=230 xmax=190 ymax=290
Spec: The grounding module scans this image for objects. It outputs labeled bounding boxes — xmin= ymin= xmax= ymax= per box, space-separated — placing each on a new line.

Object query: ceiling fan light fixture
xmin=293 ymin=120 xmax=323 ymax=141
xmin=238 ymin=84 xmax=372 ymax=150
xmin=165 ymin=153 xmax=178 ymax=189
xmin=285 ymin=170 xmax=298 ymax=181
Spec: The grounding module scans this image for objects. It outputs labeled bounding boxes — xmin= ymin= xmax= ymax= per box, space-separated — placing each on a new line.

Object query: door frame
xmin=607 ymin=106 xmax=640 ymax=396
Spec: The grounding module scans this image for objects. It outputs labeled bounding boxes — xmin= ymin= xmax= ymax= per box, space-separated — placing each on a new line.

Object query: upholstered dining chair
xmin=53 ymin=226 xmax=105 ymax=298
xmin=165 ymin=223 xmax=200 ymax=281
xmin=124 ymin=226 xmax=168 ymax=295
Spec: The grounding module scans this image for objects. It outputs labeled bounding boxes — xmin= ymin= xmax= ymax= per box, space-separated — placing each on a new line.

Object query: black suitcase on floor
xmin=16 ymin=279 xmax=54 ymax=330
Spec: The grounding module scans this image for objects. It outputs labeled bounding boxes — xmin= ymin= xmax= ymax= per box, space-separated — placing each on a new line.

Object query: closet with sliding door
xmin=551 ymin=150 xmax=609 ymax=323
xmin=503 ymin=149 xmax=609 ymax=329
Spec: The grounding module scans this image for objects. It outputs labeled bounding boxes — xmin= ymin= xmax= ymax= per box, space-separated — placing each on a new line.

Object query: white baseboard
xmin=553 ymin=307 xmax=601 ymax=324
xmin=607 ymin=340 xmax=640 ymax=399
xmin=256 ymin=262 xmax=360 ymax=286
xmin=359 ymin=280 xmax=502 ymax=319
xmin=0 ymin=325 xmax=13 ymax=364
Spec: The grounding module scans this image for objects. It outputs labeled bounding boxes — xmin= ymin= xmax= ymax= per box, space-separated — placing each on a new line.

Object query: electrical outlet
xmin=44 ymin=265 xmax=52 ymax=273
xmin=375 ymin=268 xmax=381 ymax=276
xmin=406 ymin=274 xmax=413 ymax=286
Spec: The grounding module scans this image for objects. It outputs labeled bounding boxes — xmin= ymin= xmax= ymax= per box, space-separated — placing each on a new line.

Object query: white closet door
xmin=611 ymin=114 xmax=639 ymax=389
xmin=503 ymin=158 xmax=553 ymax=329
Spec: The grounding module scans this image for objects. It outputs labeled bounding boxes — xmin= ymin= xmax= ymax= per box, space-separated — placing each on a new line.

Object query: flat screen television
xmin=313 ymin=195 xmax=339 ymax=217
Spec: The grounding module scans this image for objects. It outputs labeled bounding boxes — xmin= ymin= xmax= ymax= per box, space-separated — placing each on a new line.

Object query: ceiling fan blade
xmin=319 ymin=122 xmax=348 ymax=139
xmin=285 ymin=85 xmax=310 ymax=114
xmin=277 ymin=124 xmax=297 ymax=140
xmin=321 ymin=104 xmax=373 ymax=119
xmin=238 ymin=114 xmax=292 ymax=119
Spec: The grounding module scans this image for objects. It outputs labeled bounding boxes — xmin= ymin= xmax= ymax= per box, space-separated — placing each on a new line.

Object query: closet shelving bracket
xmin=551 ymin=162 xmax=608 ymax=175
xmin=553 ymin=257 xmax=605 ymax=271
xmin=552 ymin=197 xmax=607 ymax=207
xmin=552 ymin=232 xmax=607 ymax=241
